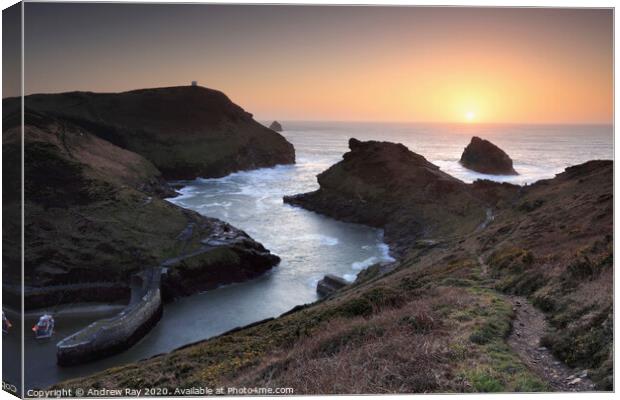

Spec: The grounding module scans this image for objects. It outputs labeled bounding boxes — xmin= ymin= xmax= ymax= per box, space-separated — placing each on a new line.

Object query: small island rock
xmin=269 ymin=121 xmax=283 ymax=132
xmin=460 ymin=136 xmax=518 ymax=175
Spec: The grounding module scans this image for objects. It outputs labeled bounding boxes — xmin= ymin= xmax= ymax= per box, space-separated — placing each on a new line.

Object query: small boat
xmin=2 ymin=311 xmax=12 ymax=334
xmin=32 ymin=314 xmax=55 ymax=339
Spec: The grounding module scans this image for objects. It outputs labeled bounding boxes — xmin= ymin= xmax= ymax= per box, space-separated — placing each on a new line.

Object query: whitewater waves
xmin=167 ymin=153 xmax=396 ymax=302
xmin=433 ymin=159 xmax=559 ymax=185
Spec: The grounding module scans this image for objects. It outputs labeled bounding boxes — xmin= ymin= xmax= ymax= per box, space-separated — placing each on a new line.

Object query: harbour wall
xmin=56 ymin=268 xmax=163 ymax=366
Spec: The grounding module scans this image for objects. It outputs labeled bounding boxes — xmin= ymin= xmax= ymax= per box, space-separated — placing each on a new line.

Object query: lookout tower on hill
xmin=191 ymin=81 xmax=198 ymax=87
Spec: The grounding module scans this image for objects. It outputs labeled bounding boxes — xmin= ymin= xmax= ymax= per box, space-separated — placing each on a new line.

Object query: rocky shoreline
xmin=3 ymin=86 xmax=292 ymax=304
xmin=284 ymin=138 xmax=492 ymax=255
xmin=286 ymin=139 xmax=613 ymax=389
xmin=6 ymin=86 xmax=611 ymax=391
xmin=50 ymin=137 xmax=612 ymax=392
xmin=2 ymin=86 xmax=294 ymax=366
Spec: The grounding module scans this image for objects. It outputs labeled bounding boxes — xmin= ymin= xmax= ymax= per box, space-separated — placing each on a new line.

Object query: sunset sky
xmin=12 ymin=4 xmax=615 ymax=124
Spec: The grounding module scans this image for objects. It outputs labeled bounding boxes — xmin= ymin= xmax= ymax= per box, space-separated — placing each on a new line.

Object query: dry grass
xmin=231 ymin=298 xmax=448 ymax=394
xmin=221 ymin=285 xmax=543 ymax=394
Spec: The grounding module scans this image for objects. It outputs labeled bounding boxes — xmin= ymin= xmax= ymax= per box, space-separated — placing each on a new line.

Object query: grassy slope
xmin=55 ymin=248 xmax=547 ymax=393
xmin=53 ymin=148 xmax=613 ymax=392
xmin=3 ymin=86 xmax=295 ymax=179
xmin=2 ymin=112 xmax=275 ymax=289
xmin=479 ymin=161 xmax=613 ymax=388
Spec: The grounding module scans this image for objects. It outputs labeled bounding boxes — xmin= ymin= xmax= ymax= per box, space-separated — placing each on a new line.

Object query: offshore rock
xmin=460 ymin=136 xmax=518 ymax=175
xmin=269 ymin=121 xmax=283 ymax=132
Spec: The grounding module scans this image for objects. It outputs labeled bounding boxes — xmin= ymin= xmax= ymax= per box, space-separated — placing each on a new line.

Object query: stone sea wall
xmin=56 ymin=268 xmax=163 ymax=366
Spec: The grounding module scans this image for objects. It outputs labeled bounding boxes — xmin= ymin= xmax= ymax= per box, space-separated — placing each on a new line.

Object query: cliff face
xmin=287 ymin=140 xmax=613 ymax=389
xmin=4 ymin=86 xmax=295 ymax=179
xmin=2 ymin=110 xmax=280 ymax=307
xmin=285 ymin=138 xmax=492 ymax=252
xmin=54 ymin=141 xmax=612 ymax=392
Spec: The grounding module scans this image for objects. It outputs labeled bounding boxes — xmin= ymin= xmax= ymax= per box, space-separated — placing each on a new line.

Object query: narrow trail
xmin=475 ymin=208 xmax=595 ymax=391
xmin=506 ymin=295 xmax=595 ymax=391
xmin=476 ymin=254 xmax=595 ymax=390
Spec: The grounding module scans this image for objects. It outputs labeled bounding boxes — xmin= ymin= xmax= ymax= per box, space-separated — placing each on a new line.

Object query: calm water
xmin=19 ymin=122 xmax=612 ymax=389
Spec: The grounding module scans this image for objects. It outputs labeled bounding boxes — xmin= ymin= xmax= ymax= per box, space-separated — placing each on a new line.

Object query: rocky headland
xmin=284 ymin=138 xmax=493 ymax=254
xmin=3 ymin=97 xmax=287 ymax=307
xmin=3 ymin=86 xmax=295 ymax=180
xmin=57 ymin=139 xmax=612 ymax=392
xmin=2 ymin=87 xmax=293 ymax=362
xmin=460 ymin=136 xmax=518 ymax=175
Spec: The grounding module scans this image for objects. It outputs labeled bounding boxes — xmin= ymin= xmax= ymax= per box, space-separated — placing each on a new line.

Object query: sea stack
xmin=269 ymin=121 xmax=283 ymax=132
xmin=460 ymin=136 xmax=518 ymax=175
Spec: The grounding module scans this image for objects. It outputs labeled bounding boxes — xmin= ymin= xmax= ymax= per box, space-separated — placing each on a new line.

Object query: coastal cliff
xmin=56 ymin=140 xmax=612 ymax=391
xmin=2 ymin=94 xmax=284 ymax=308
xmin=284 ymin=138 xmax=493 ymax=253
xmin=3 ymin=86 xmax=295 ymax=179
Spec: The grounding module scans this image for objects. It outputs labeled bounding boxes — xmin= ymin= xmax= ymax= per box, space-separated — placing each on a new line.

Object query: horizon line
xmin=5 ymin=86 xmax=612 ymax=127
xmin=258 ymin=119 xmax=614 ymax=127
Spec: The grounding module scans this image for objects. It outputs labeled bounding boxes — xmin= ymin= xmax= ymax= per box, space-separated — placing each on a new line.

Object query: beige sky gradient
xmin=19 ymin=5 xmax=614 ymax=124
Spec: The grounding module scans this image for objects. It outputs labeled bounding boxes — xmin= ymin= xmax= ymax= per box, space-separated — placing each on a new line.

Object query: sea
xmin=18 ymin=121 xmax=613 ymax=389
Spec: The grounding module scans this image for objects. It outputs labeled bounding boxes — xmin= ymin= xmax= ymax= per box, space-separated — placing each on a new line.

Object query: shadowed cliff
xmin=2 ymin=104 xmax=282 ymax=308
xmin=4 ymin=86 xmax=295 ymax=179
xmin=55 ymin=139 xmax=612 ymax=392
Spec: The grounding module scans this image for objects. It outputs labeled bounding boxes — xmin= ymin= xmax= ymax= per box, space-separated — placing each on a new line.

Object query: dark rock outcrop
xmin=285 ymin=138 xmax=490 ymax=252
xmin=52 ymin=139 xmax=613 ymax=391
xmin=3 ymin=86 xmax=295 ymax=180
xmin=269 ymin=121 xmax=283 ymax=132
xmin=161 ymin=220 xmax=281 ymax=300
xmin=2 ymin=110 xmax=280 ymax=307
xmin=316 ymin=274 xmax=349 ymax=297
xmin=460 ymin=136 xmax=517 ymax=175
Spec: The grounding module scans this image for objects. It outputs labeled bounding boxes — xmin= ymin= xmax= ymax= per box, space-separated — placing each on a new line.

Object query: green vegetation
xmin=55 ymin=254 xmax=547 ymax=393
xmin=488 ymin=239 xmax=613 ymax=390
xmin=40 ymin=132 xmax=612 ymax=393
xmin=7 ymin=110 xmax=277 ymax=295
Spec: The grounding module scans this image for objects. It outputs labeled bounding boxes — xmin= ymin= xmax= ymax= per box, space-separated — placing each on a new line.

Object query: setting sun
xmin=465 ymin=111 xmax=476 ymax=122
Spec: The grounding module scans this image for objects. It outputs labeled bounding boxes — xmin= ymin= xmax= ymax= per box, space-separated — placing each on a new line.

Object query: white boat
xmin=32 ymin=314 xmax=55 ymax=339
xmin=2 ymin=311 xmax=12 ymax=334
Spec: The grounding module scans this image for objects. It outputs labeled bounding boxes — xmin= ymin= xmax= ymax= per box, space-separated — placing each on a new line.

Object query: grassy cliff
xmin=54 ymin=140 xmax=612 ymax=392
xmin=4 ymin=86 xmax=295 ymax=179
xmin=2 ymin=109 xmax=280 ymax=308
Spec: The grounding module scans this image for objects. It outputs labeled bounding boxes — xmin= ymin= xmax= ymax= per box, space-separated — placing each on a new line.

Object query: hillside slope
xmin=2 ymin=111 xmax=280 ymax=308
xmin=54 ymin=140 xmax=612 ymax=392
xmin=4 ymin=86 xmax=295 ymax=179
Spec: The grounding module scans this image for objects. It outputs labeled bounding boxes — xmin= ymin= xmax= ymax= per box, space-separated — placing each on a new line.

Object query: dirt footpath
xmin=506 ymin=296 xmax=596 ymax=392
